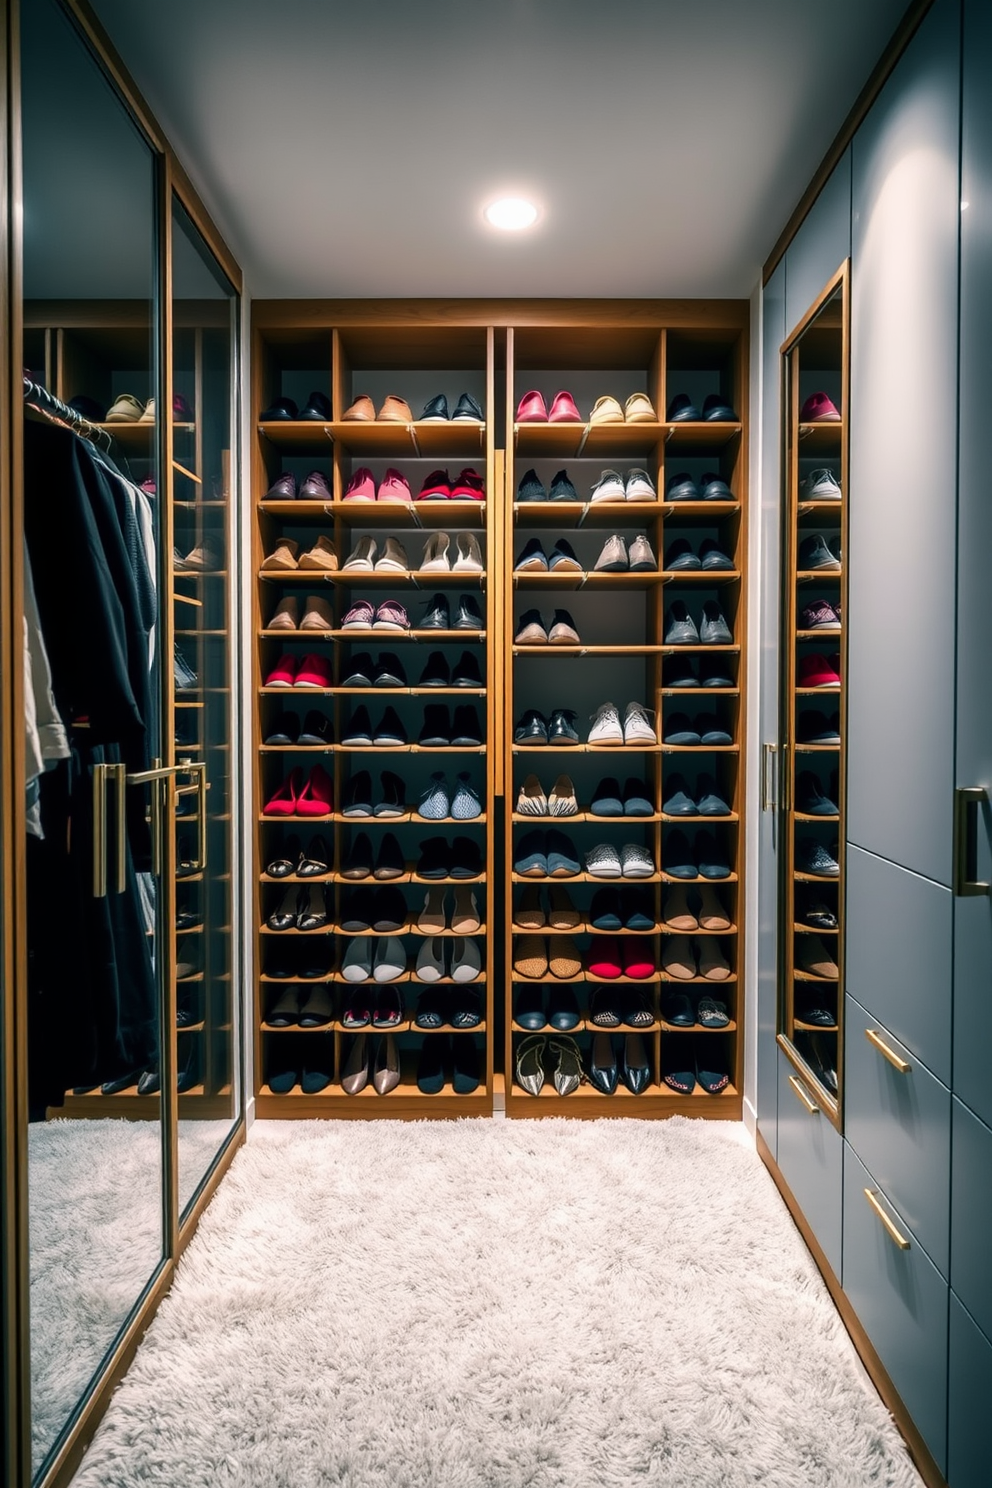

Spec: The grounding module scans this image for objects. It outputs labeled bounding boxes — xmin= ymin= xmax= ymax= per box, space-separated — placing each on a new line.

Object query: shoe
xmin=696 ymin=773 xmax=731 ymax=815
xmin=800 ymin=599 xmax=842 ymax=631
xmin=451 ymin=1037 xmax=481 ymax=1094
xmin=628 ymin=534 xmax=657 ymax=571
xmin=801 ymin=468 xmax=842 ymax=499
xmin=342 ymin=600 xmax=376 ymax=630
xmin=623 ymin=778 xmax=653 ymax=816
xmin=372 ymin=652 xmax=407 ymax=687
xmin=515 ymin=1034 xmax=546 ymax=1094
xmin=342 ymin=832 xmax=374 ymax=880
xmin=798 ymin=890 xmax=839 ymax=930
xmin=588 ymin=702 xmax=623 ymax=746
xmin=371 ymin=1033 xmax=401 ymax=1094
xmin=514 ymin=885 xmax=546 ymax=927
xmin=106 ymin=392 xmax=145 ymax=423
xmin=451 ymin=774 xmax=482 ymax=819
xmin=299 ymin=536 xmax=339 ymax=571
xmin=620 ymin=843 xmax=654 ymax=879
xmin=594 ymin=534 xmax=628 ymax=572
xmin=299 ymin=471 xmax=332 ymax=502
xmin=548 ymin=1035 xmax=583 ymax=1094
xmin=548 ymin=610 xmax=580 ymax=645
xmin=516 ymin=468 xmax=547 ymax=502
xmin=454 ymin=594 xmax=484 ymax=630
xmin=420 ymin=393 xmax=449 ymax=421
xmin=695 ymin=830 xmax=730 ymax=880
xmin=697 ymin=995 xmax=730 ymax=1027
xmin=372 ymin=937 xmax=406 ymax=983
xmin=266 ymin=834 xmax=302 ymax=878
xmin=625 ymin=392 xmax=657 ymax=423
xmin=621 ymin=1033 xmax=651 ymax=1094
xmin=664 ymin=602 xmax=700 ymax=645
xmin=589 ymin=887 xmax=621 ymax=931
xmin=547 ymin=934 xmax=582 ymax=979
xmin=547 ymin=709 xmax=579 ymax=746
xmin=625 ymin=468 xmax=657 ymax=501
xmin=268 ymin=596 xmax=299 ymax=632
xmin=546 ymin=830 xmax=580 ymax=878
xmin=589 ymin=469 xmax=626 ymax=503
xmin=420 ymin=593 xmax=451 ymax=631
xmin=699 ymin=540 xmax=734 ymax=571
xmin=662 ymin=1041 xmax=696 ymax=1094
xmin=266 ymin=885 xmax=300 ymax=932
xmin=261 ymin=538 xmax=299 ymax=571
xmin=373 ymin=537 xmax=409 ymax=573
xmin=664 ymin=829 xmax=697 ymax=880
xmin=341 ymin=939 xmax=373 ymax=983
xmin=343 ymin=705 xmax=373 ymax=747
xmin=339 ymin=886 xmax=374 ymax=933
xmin=798 ymin=710 xmax=841 ymax=744
xmin=544 ymin=985 xmax=579 ymax=1032
xmin=295 ymin=655 xmax=333 ymax=689
xmin=264 ymin=472 xmax=298 ymax=500
xmin=516 ymin=390 xmax=549 ymax=422
xmin=264 ymin=654 xmax=297 ymax=688
xmin=798 ymin=533 xmax=841 ymax=572
xmin=514 ymin=610 xmax=548 ymax=646
xmin=420 ymin=533 xmax=451 ymax=572
xmin=663 ymin=883 xmax=698 ymax=930
xmin=701 ymin=477 xmax=734 ymax=507
xmin=547 ymin=885 xmax=581 ymax=929
xmin=417 ymin=651 xmax=450 ymax=688
xmin=453 ymin=534 xmax=484 ymax=573
xmin=452 ymin=886 xmax=482 ymax=934
xmin=452 ymin=705 xmax=483 ymax=746
xmin=417 ymin=1037 xmax=448 ymax=1096
xmin=300 ymin=595 xmax=333 ymax=631
xmin=515 ymin=538 xmax=548 ymax=572
xmin=265 ymin=985 xmax=301 ymax=1027
xmin=586 ymin=842 xmax=622 ymax=879
xmin=702 ymin=392 xmax=738 ymax=422
xmin=798 ymin=654 xmax=842 ymax=687
xmin=378 ymin=468 xmax=412 ymax=503
xmin=516 ymin=775 xmax=548 ymax=816
xmin=373 ymin=600 xmax=410 ymax=632
xmin=548 ymin=390 xmax=582 ymax=423
xmin=418 ymin=772 xmax=451 ymax=820
xmin=698 ymin=938 xmax=731 ymax=980
xmin=298 ymin=710 xmax=332 ymax=745
xmin=590 ymin=394 xmax=624 ymax=424
xmin=547 ymin=774 xmax=577 ymax=816
xmin=662 ymin=990 xmax=695 ymax=1026
xmin=296 ymin=765 xmax=333 ymax=816
xmin=800 ymin=391 xmax=841 ymax=422
xmin=588 ymin=1031 xmax=619 ymax=1094
xmin=298 ymin=834 xmax=331 ymax=877
xmin=378 ymin=395 xmax=413 ymax=422
xmin=263 ymin=769 xmax=303 ymax=816
xmin=796 ymin=771 xmax=838 ymax=816
xmin=451 ymin=468 xmax=486 ymax=501
xmin=797 ymin=934 xmax=839 ymax=979
xmin=621 ymin=887 xmax=655 ymax=930
xmin=416 ymin=837 xmax=451 ymax=880
xmin=549 ymin=469 xmax=578 ymax=502
xmin=452 ymin=392 xmax=484 ymax=423
xmin=450 ymin=836 xmax=483 ymax=879
xmin=296 ymin=884 xmax=330 ymax=931
xmin=590 ymin=776 xmax=623 ymax=816
xmin=588 ymin=935 xmax=622 ymax=979
xmin=340 ymin=1034 xmax=371 ymax=1096
xmin=666 ymin=472 xmax=699 ymax=501
xmin=663 ymin=773 xmax=697 ymax=816
xmin=514 ymin=830 xmax=549 ymax=877
xmin=514 ymin=933 xmax=548 ymax=980
xmin=418 ymin=469 xmax=452 ymax=501
xmin=666 ymin=393 xmax=700 ymax=422
xmin=623 ymin=701 xmax=656 ymax=745
xmin=696 ymin=1039 xmax=730 ymax=1094
xmin=341 ymin=467 xmax=375 ymax=503
xmin=373 ymin=833 xmax=405 ymax=880
xmin=514 ymin=709 xmax=548 ymax=745
xmin=372 ymin=706 xmax=407 ymax=747
xmin=700 ymin=602 xmax=733 ymax=645
xmin=663 ymin=712 xmax=701 ymax=746
xmin=550 ymin=541 xmax=583 ymax=574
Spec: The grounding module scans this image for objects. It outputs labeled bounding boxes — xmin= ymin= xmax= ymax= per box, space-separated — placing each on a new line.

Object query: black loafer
xmin=590 ymin=887 xmax=622 ymax=931
xmin=419 ymin=651 xmax=450 ymax=687
xmin=299 ymin=710 xmax=333 ymax=746
xmin=299 ymin=390 xmax=331 ymax=421
xmin=702 ymin=393 xmax=737 ymax=423
xmin=421 ymin=392 xmax=449 ymax=421
xmin=342 ymin=653 xmax=374 ymax=688
xmin=452 ymin=705 xmax=483 ymax=746
xmin=452 ymin=392 xmax=484 ymax=422
xmin=700 ymin=473 xmax=733 ymax=500
xmin=452 ymin=650 xmax=483 ymax=687
xmin=662 ymin=990 xmax=695 ymax=1027
xmin=260 ymin=395 xmax=299 ymax=421
xmin=450 ymin=836 xmax=483 ymax=879
xmin=665 ymin=538 xmax=701 ymax=571
xmin=419 ymin=704 xmax=451 ymax=747
xmin=588 ymin=1031 xmax=619 ymax=1094
xmin=372 ymin=885 xmax=407 ymax=932
xmin=666 ymin=472 xmax=700 ymax=501
xmin=420 ymin=593 xmax=451 ymax=630
xmin=514 ymin=709 xmax=549 ymax=745
xmin=666 ymin=393 xmax=700 ymax=422
xmin=265 ymin=710 xmax=300 ymax=745
xmin=548 ymin=709 xmax=579 ymax=745
xmin=455 ymin=593 xmax=484 ymax=630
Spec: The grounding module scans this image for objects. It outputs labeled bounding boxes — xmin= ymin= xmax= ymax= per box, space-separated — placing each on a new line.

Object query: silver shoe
xmin=548 ymin=1035 xmax=583 ymax=1095
xmin=515 ymin=1034 xmax=546 ymax=1095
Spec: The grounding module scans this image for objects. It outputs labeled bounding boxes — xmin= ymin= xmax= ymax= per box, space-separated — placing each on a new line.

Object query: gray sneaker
xmin=589 ymin=469 xmax=626 ymax=503
xmin=801 ymin=468 xmax=842 ymax=500
xmin=700 ymin=601 xmax=733 ymax=645
xmin=798 ymin=533 xmax=840 ymax=571
xmin=418 ymin=773 xmax=450 ymax=821
xmin=628 ymin=534 xmax=657 ymax=571
xmin=594 ymin=534 xmax=628 ymax=572
xmin=451 ymin=774 xmax=482 ymax=820
xmin=664 ymin=602 xmax=700 ymax=645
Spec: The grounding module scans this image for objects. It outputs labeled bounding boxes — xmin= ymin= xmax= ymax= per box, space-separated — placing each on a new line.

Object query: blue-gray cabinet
xmin=948 ymin=1295 xmax=992 ymax=1488
xmin=775 ymin=1048 xmax=843 ymax=1278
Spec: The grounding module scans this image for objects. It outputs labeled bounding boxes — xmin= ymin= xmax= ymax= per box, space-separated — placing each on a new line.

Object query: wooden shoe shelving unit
xmin=249 ymin=300 xmax=748 ymax=1120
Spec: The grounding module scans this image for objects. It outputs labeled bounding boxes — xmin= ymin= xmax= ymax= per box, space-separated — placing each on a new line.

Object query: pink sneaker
xmin=342 ymin=600 xmax=375 ymax=630
xmin=548 ymin=390 xmax=582 ymax=423
xmin=264 ymin=654 xmax=298 ymax=687
xmin=417 ymin=469 xmax=451 ymax=501
xmin=373 ymin=600 xmax=410 ymax=632
xmin=516 ymin=390 xmax=548 ymax=422
xmin=378 ymin=468 xmax=412 ymax=503
xmin=344 ymin=467 xmax=376 ymax=502
xmin=295 ymin=654 xmax=334 ymax=688
xmin=450 ymin=468 xmax=485 ymax=501
xmin=800 ymin=391 xmax=841 ymax=422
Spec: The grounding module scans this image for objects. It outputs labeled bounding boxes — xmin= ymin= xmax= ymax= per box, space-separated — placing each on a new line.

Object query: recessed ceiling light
xmin=484 ymin=197 xmax=539 ymax=231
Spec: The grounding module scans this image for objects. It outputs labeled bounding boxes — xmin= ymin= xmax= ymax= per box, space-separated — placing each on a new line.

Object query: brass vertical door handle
xmin=761 ymin=743 xmax=778 ymax=811
xmin=91 ymin=761 xmax=127 ymax=897
xmin=176 ymin=759 xmax=208 ymax=872
xmin=953 ymin=787 xmax=989 ymax=896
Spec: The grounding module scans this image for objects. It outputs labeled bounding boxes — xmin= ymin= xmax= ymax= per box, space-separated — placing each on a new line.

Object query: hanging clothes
xmin=23 ymin=543 xmax=70 ymax=837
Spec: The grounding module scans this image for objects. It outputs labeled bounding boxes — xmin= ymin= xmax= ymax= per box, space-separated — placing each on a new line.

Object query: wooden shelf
xmin=259 ymin=419 xmax=487 ymax=458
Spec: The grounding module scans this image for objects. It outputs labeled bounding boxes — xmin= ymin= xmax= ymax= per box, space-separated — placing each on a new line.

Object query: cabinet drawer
xmin=843 ymin=1145 xmax=948 ymax=1472
xmin=949 ymin=1292 xmax=992 ymax=1488
xmin=845 ymin=994 xmax=951 ymax=1277
xmin=776 ymin=1049 xmax=842 ymax=1279
xmin=951 ymin=1098 xmax=992 ymax=1342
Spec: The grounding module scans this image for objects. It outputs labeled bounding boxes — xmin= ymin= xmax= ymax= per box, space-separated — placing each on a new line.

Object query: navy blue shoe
xmin=260 ymin=395 xmax=299 ymax=421
xmin=417 ymin=1036 xmax=448 ymax=1094
xmin=695 ymin=830 xmax=731 ymax=879
xmin=621 ymin=887 xmax=655 ymax=931
xmin=547 ymin=985 xmax=581 ymax=1032
xmin=666 ymin=471 xmax=700 ymax=501
xmin=299 ymin=390 xmax=331 ymax=421
xmin=663 ymin=712 xmax=702 ymax=747
xmin=696 ymin=773 xmax=731 ymax=815
xmin=664 ymin=829 xmax=697 ymax=880
xmin=700 ymin=540 xmax=734 ymax=571
xmin=547 ymin=829 xmax=580 ymax=877
xmin=702 ymin=393 xmax=737 ymax=422
xmin=698 ymin=713 xmax=732 ymax=746
xmin=452 ymin=1036 xmax=481 ymax=1094
xmin=665 ymin=538 xmax=701 ymax=571
xmin=700 ymin=473 xmax=733 ymax=500
xmin=515 ymin=986 xmax=547 ymax=1030
xmin=421 ymin=393 xmax=450 ymax=421
xmin=666 ymin=393 xmax=700 ymax=422
xmin=515 ymin=830 xmax=549 ymax=877
xmin=623 ymin=777 xmax=654 ymax=816
xmin=517 ymin=468 xmax=546 ymax=502
xmin=590 ymin=887 xmax=622 ymax=931
xmin=452 ymin=392 xmax=484 ymax=422
xmin=663 ymin=773 xmax=697 ymax=816
xmin=590 ymin=776 xmax=623 ymax=816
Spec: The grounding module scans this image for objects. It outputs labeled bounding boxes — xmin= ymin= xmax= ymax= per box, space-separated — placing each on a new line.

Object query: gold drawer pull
xmin=864 ymin=1187 xmax=911 ymax=1250
xmin=865 ymin=1028 xmax=911 ymax=1073
xmin=788 ymin=1074 xmax=820 ymax=1115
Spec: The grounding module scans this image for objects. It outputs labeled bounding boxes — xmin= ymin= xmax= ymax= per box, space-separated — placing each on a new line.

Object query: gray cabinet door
xmin=843 ymin=1144 xmax=949 ymax=1473
xmin=777 ymin=1049 xmax=843 ymax=1278
xmin=756 ymin=261 xmax=787 ymax=1153
xmin=784 ymin=150 xmax=851 ymax=340
xmin=955 ymin=0 xmax=992 ymax=1132
xmin=848 ymin=0 xmax=960 ymax=885
xmin=846 ymin=845 xmax=952 ymax=1084
xmin=950 ymin=1097 xmax=992 ymax=1343
xmin=948 ymin=1292 xmax=992 ymax=1488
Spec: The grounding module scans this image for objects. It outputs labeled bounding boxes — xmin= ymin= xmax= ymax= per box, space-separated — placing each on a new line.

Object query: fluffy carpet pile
xmin=69 ymin=1118 xmax=923 ymax=1488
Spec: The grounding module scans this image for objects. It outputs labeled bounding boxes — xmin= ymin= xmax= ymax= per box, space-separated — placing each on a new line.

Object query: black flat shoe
xmin=299 ymin=710 xmax=333 ymax=746
xmin=417 ymin=837 xmax=452 ymax=880
xmin=514 ymin=986 xmax=546 ymax=1031
xmin=374 ymin=770 xmax=406 ymax=818
xmin=450 ymin=836 xmax=483 ymax=879
xmin=260 ymin=396 xmax=298 ymax=421
xmin=662 ymin=1041 xmax=696 ymax=1094
xmin=588 ymin=1031 xmax=619 ymax=1094
xmin=267 ymin=886 xmax=299 ymax=931
xmin=374 ymin=833 xmax=405 ymax=880
xmin=298 ymin=985 xmax=334 ymax=1027
xmin=342 ymin=832 xmax=374 ymax=879
xmin=297 ymin=885 xmax=329 ymax=931
xmin=372 ymin=885 xmax=407 ymax=932
xmin=415 ymin=987 xmax=449 ymax=1029
xmin=452 ymin=704 xmax=483 ymax=746
xmin=451 ymin=650 xmax=483 ymax=687
xmin=341 ymin=652 xmax=374 ymax=687
xmin=589 ymin=986 xmax=621 ymax=1028
xmin=621 ymin=1032 xmax=651 ymax=1094
xmin=452 ymin=1036 xmax=481 ymax=1094
xmin=548 ymin=709 xmax=579 ymax=745
xmin=420 ymin=704 xmax=451 ymax=747
xmin=546 ymin=984 xmax=580 ymax=1032
xmin=342 ymin=771 xmax=373 ymax=817
xmin=373 ymin=706 xmax=407 ymax=746
xmin=299 ymin=390 xmax=331 ymax=421
xmin=454 ymin=593 xmax=484 ymax=630
xmin=265 ymin=710 xmax=300 ymax=745
xmin=298 ymin=835 xmax=331 ymax=877
xmin=373 ymin=652 xmax=407 ymax=687
xmin=695 ymin=1037 xmax=730 ymax=1094
xmin=514 ymin=709 xmax=549 ymax=745
xmin=420 ymin=593 xmax=451 ymax=630
xmin=340 ymin=888 xmax=374 ymax=932
xmin=417 ymin=1035 xmax=448 ymax=1094
xmin=266 ymin=834 xmax=301 ymax=878
xmin=450 ymin=989 xmax=483 ymax=1029
xmin=419 ymin=651 xmax=450 ymax=687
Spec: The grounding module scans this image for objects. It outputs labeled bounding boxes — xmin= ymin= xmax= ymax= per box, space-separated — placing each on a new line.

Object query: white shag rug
xmin=29 ymin=1118 xmax=232 ymax=1471
xmin=69 ymin=1118 xmax=924 ymax=1488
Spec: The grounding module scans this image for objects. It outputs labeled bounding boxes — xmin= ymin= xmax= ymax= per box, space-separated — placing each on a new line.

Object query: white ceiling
xmin=91 ymin=0 xmax=909 ymax=300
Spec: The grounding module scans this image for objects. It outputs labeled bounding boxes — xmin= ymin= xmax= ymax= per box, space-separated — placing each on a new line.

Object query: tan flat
xmin=547 ymin=774 xmax=578 ymax=817
xmin=261 ymin=538 xmax=298 ymax=571
xmin=300 ymin=595 xmax=334 ymax=630
xmin=343 ymin=394 xmax=375 ymax=422
xmin=698 ymin=939 xmax=731 ymax=980
xmin=547 ymin=886 xmax=581 ymax=930
xmin=624 ymin=391 xmax=657 ymax=423
xmin=451 ymin=887 xmax=481 ymax=934
xmin=268 ymin=595 xmax=299 ymax=630
xmin=514 ymin=886 xmax=546 ymax=929
xmin=589 ymin=394 xmax=624 ymax=424
xmin=514 ymin=934 xmax=548 ymax=979
xmin=798 ymin=935 xmax=839 ymax=979
xmin=663 ymin=884 xmax=698 ymax=931
xmin=417 ymin=887 xmax=447 ymax=933
xmin=548 ymin=934 xmax=582 ymax=979
xmin=662 ymin=935 xmax=697 ymax=980
xmin=378 ymin=394 xmax=413 ymax=422
xmin=516 ymin=774 xmax=548 ymax=816
xmin=697 ymin=885 xmax=731 ymax=931
xmin=299 ymin=535 xmax=339 ymax=571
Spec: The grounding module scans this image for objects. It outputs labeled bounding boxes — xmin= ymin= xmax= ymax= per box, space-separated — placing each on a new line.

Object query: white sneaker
xmin=343 ymin=536 xmax=376 ymax=572
xmin=588 ymin=701 xmax=623 ymax=746
xmin=453 ymin=533 xmax=484 ymax=573
xmin=341 ymin=939 xmax=372 ymax=982
xmin=620 ymin=842 xmax=655 ymax=878
xmin=589 ymin=469 xmax=626 ymax=504
xmin=373 ymin=936 xmax=407 ymax=981
xmin=420 ymin=533 xmax=451 ymax=572
xmin=625 ymin=468 xmax=657 ymax=501
xmin=374 ymin=537 xmax=409 ymax=572
xmin=623 ymin=701 xmax=657 ymax=745
xmin=450 ymin=937 xmax=482 ymax=982
xmin=585 ymin=842 xmax=623 ymax=878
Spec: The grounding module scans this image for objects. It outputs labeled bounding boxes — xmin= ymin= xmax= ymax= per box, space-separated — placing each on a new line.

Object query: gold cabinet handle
xmin=864 ymin=1187 xmax=911 ymax=1250
xmin=788 ymin=1074 xmax=820 ymax=1115
xmin=761 ymin=743 xmax=778 ymax=811
xmin=176 ymin=759 xmax=208 ymax=873
xmin=865 ymin=1028 xmax=911 ymax=1074
xmin=953 ymin=786 xmax=990 ymax=897
xmin=91 ymin=761 xmax=127 ymax=897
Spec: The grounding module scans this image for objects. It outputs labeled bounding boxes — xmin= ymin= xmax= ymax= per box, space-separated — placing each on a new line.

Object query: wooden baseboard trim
xmin=756 ymin=1131 xmax=947 ymax=1488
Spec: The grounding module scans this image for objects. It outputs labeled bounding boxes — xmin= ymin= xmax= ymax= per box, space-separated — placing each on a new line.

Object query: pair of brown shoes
xmin=268 ymin=595 xmax=333 ymax=631
xmin=261 ymin=536 xmax=338 ymax=572
xmin=513 ymin=885 xmax=580 ymax=930
xmin=514 ymin=934 xmax=582 ymax=980
xmin=344 ymin=394 xmax=412 ymax=423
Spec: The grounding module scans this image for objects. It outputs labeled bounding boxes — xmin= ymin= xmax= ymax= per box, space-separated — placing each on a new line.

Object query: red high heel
xmin=263 ymin=768 xmax=303 ymax=816
xmin=297 ymin=765 xmax=333 ymax=817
